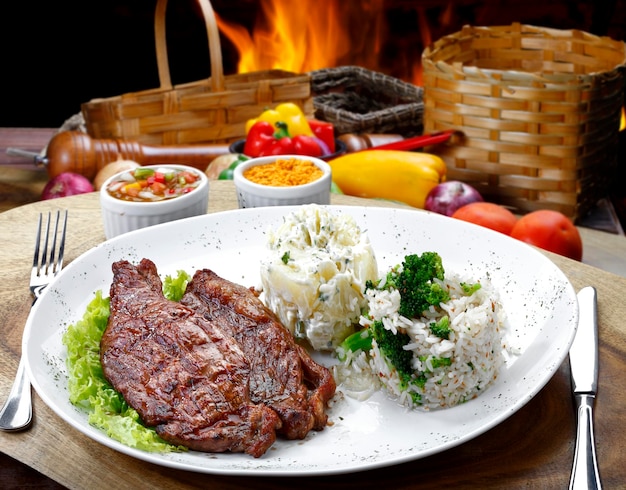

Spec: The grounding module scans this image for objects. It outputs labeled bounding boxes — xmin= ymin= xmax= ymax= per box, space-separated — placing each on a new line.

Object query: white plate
xmin=23 ymin=206 xmax=578 ymax=476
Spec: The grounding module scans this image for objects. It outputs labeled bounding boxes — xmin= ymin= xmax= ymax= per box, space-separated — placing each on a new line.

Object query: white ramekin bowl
xmin=100 ymin=164 xmax=209 ymax=239
xmin=233 ymin=155 xmax=331 ymax=208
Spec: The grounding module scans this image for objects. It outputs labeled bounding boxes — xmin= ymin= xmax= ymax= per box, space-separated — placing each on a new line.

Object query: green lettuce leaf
xmin=162 ymin=270 xmax=191 ymax=302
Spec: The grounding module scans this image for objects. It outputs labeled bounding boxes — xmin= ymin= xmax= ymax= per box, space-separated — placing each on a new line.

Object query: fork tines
xmin=34 ymin=210 xmax=68 ymax=278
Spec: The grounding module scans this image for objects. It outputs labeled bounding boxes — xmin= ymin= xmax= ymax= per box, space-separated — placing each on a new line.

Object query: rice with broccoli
xmin=259 ymin=205 xmax=378 ymax=351
xmin=334 ymin=252 xmax=507 ymax=410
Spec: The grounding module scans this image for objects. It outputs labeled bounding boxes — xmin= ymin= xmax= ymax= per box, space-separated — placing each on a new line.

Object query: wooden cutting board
xmin=1 ymin=184 xmax=625 ymax=489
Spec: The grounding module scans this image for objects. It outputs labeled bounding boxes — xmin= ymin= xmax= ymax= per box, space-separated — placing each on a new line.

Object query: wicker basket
xmin=310 ymin=66 xmax=423 ymax=136
xmin=81 ymin=0 xmax=313 ymax=146
xmin=422 ymin=23 xmax=626 ymax=220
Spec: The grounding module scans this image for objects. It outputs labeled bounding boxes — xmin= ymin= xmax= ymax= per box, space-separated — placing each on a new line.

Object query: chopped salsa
xmin=106 ymin=167 xmax=201 ymax=202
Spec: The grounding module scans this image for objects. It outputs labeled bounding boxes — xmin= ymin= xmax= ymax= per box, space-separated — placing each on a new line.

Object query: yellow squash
xmin=329 ymin=150 xmax=446 ymax=208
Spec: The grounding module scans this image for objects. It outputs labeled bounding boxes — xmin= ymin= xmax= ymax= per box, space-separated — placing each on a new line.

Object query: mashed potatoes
xmin=260 ymin=205 xmax=378 ymax=351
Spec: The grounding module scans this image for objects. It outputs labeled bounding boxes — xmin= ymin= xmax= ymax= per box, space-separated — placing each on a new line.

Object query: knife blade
xmin=569 ymin=286 xmax=602 ymax=490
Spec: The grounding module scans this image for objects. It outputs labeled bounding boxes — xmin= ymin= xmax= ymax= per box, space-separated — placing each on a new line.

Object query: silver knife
xmin=569 ymin=286 xmax=602 ymax=490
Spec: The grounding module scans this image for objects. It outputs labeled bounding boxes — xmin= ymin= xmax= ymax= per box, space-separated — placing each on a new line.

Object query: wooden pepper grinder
xmin=337 ymin=133 xmax=404 ymax=152
xmin=43 ymin=131 xmax=232 ymax=179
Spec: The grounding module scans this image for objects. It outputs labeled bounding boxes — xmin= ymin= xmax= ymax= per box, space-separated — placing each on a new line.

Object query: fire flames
xmin=214 ymin=0 xmax=390 ymax=76
xmin=214 ymin=1 xmax=626 ymax=130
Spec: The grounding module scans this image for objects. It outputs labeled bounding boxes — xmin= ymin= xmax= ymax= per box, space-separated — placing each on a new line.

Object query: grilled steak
xmin=181 ymin=269 xmax=336 ymax=440
xmin=100 ymin=259 xmax=281 ymax=458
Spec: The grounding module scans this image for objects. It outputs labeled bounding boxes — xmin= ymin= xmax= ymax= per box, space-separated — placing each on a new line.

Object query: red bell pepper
xmin=260 ymin=137 xmax=295 ymax=155
xmin=292 ymin=135 xmax=324 ymax=157
xmin=307 ymin=119 xmax=335 ymax=153
xmin=256 ymin=121 xmax=293 ymax=155
xmin=244 ymin=121 xmax=324 ymax=157
xmin=243 ymin=121 xmax=276 ymax=157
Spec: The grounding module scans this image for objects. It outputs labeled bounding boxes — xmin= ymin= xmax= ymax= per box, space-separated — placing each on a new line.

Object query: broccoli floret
xmin=419 ymin=355 xmax=453 ymax=370
xmin=337 ymin=328 xmax=373 ymax=361
xmin=460 ymin=281 xmax=481 ymax=295
xmin=395 ymin=252 xmax=450 ymax=318
xmin=429 ymin=315 xmax=451 ymax=340
xmin=382 ymin=268 xmax=400 ymax=290
xmin=341 ymin=321 xmax=425 ymax=396
xmin=365 ymin=266 xmax=400 ymax=293
xmin=345 ymin=253 xmax=454 ymax=405
xmin=370 ymin=320 xmax=413 ymax=383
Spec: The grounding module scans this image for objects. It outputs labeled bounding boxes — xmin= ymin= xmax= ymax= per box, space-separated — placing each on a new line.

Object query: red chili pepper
xmin=243 ymin=121 xmax=276 ymax=157
xmin=307 ymin=119 xmax=335 ymax=153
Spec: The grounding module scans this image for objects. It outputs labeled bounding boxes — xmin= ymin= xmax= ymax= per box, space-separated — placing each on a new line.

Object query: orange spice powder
xmin=243 ymin=158 xmax=323 ymax=187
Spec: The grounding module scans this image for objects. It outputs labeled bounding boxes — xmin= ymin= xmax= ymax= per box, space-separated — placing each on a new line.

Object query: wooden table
xmin=1 ymin=182 xmax=626 ymax=489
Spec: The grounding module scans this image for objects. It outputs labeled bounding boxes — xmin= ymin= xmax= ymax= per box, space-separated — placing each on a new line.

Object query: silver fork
xmin=0 ymin=210 xmax=68 ymax=431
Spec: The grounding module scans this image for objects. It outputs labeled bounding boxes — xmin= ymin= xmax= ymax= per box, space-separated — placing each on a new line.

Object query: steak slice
xmin=181 ymin=269 xmax=336 ymax=440
xmin=100 ymin=259 xmax=281 ymax=458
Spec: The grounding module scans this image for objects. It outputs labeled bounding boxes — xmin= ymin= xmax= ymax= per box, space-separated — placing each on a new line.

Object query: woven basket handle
xmin=154 ymin=0 xmax=225 ymax=92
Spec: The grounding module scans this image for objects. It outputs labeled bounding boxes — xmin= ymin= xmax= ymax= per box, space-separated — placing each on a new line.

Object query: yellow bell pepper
xmin=245 ymin=103 xmax=314 ymax=137
xmin=122 ymin=182 xmax=142 ymax=193
xmin=328 ymin=150 xmax=447 ymax=209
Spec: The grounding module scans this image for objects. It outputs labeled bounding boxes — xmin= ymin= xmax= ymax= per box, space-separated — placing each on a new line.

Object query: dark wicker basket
xmin=309 ymin=66 xmax=423 ymax=136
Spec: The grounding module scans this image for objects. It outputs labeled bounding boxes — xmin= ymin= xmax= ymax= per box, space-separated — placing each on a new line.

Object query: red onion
xmin=41 ymin=172 xmax=94 ymax=200
xmin=312 ymin=136 xmax=331 ymax=156
xmin=425 ymin=181 xmax=483 ymax=216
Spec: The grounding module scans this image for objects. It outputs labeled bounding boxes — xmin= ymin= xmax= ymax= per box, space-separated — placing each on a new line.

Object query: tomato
xmin=510 ymin=210 xmax=583 ymax=261
xmin=451 ymin=202 xmax=518 ymax=235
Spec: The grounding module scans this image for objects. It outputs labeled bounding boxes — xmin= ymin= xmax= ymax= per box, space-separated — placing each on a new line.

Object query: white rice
xmin=334 ymin=268 xmax=507 ymax=410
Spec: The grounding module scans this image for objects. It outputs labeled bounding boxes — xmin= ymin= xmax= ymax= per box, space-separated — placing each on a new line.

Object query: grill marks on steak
xmin=101 ymin=259 xmax=281 ymax=458
xmin=181 ymin=269 xmax=337 ymax=440
xmin=101 ymin=259 xmax=336 ymax=458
